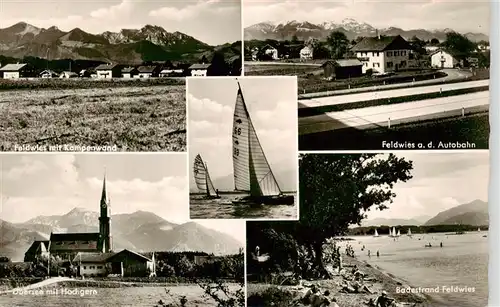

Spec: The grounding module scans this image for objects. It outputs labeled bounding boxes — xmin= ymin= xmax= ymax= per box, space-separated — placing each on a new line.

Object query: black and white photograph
xmin=0 ymin=154 xmax=245 ymax=307
xmin=0 ymin=0 xmax=242 ymax=152
xmin=187 ymin=76 xmax=298 ymax=219
xmin=247 ymin=152 xmax=488 ymax=307
xmin=243 ymin=0 xmax=490 ymax=150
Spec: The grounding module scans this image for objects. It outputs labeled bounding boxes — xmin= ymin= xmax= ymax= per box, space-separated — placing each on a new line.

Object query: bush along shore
xmin=298 ymin=86 xmax=489 ymax=117
xmin=247 ymin=242 xmax=432 ymax=307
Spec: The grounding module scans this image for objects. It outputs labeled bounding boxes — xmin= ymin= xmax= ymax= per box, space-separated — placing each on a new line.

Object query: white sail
xmin=407 ymin=228 xmax=412 ymax=236
xmin=392 ymin=227 xmax=396 ymax=237
xmin=478 ymin=228 xmax=481 ymax=232
xmin=232 ymin=82 xmax=281 ymax=197
xmin=374 ymin=229 xmax=379 ymax=237
xmin=193 ymin=154 xmax=217 ymax=197
xmin=397 ymin=230 xmax=401 ymax=236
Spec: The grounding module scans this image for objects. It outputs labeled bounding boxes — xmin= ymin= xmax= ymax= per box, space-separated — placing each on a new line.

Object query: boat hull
xmin=232 ymin=195 xmax=294 ymax=206
xmin=203 ymin=195 xmax=221 ymax=200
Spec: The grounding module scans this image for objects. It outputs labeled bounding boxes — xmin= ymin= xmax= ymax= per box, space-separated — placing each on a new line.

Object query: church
xmin=24 ymin=176 xmax=154 ymax=277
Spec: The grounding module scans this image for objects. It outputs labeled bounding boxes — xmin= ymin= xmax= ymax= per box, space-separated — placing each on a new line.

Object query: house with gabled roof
xmin=352 ymin=35 xmax=413 ymax=74
xmin=137 ymin=65 xmax=161 ymax=78
xmin=121 ymin=67 xmax=138 ymax=79
xmin=189 ymin=63 xmax=212 ymax=76
xmin=39 ymin=70 xmax=58 ymax=79
xmin=95 ymin=63 xmax=121 ymax=79
xmin=321 ymin=59 xmax=363 ymax=80
xmin=430 ymin=49 xmax=464 ymax=69
xmin=0 ymin=63 xmax=30 ymax=79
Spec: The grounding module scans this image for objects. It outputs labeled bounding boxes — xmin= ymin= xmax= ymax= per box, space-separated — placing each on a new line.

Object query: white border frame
xmin=185 ymin=75 xmax=300 ymax=222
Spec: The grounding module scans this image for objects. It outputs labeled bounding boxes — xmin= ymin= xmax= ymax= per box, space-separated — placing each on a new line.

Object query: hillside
xmin=244 ymin=19 xmax=489 ymax=42
xmin=424 ymin=199 xmax=488 ymax=226
xmin=0 ymin=209 xmax=242 ymax=261
xmin=0 ymin=22 xmax=236 ymax=63
xmin=360 ymin=217 xmax=425 ymax=227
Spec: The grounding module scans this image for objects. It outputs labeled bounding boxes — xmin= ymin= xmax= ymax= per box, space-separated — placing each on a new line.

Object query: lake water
xmin=0 ymin=284 xmax=240 ymax=307
xmin=339 ymin=231 xmax=488 ymax=307
xmin=189 ymin=193 xmax=297 ymax=219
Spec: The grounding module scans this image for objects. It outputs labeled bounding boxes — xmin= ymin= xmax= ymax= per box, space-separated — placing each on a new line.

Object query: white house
xmin=95 ymin=64 xmax=120 ymax=79
xmin=159 ymin=68 xmax=183 ymax=77
xmin=137 ymin=66 xmax=160 ymax=78
xmin=300 ymin=46 xmax=313 ymax=60
xmin=189 ymin=63 xmax=211 ymax=76
xmin=39 ymin=70 xmax=58 ymax=78
xmin=430 ymin=50 xmax=461 ymax=68
xmin=351 ymin=35 xmax=412 ymax=74
xmin=73 ymin=253 xmax=113 ymax=277
xmin=121 ymin=67 xmax=138 ymax=79
xmin=0 ymin=63 xmax=28 ymax=79
xmin=59 ymin=71 xmax=78 ymax=79
xmin=262 ymin=44 xmax=279 ymax=60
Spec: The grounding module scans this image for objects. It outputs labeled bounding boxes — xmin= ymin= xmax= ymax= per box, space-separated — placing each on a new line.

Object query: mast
xmin=205 ymin=162 xmax=210 ymax=197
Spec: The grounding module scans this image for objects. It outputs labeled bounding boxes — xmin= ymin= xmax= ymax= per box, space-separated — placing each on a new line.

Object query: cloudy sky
xmin=0 ymin=0 xmax=241 ymax=45
xmin=365 ymin=151 xmax=489 ymax=220
xmin=244 ymin=0 xmax=490 ymax=35
xmin=187 ymin=77 xmax=298 ymax=192
xmin=0 ymin=154 xmax=245 ymax=244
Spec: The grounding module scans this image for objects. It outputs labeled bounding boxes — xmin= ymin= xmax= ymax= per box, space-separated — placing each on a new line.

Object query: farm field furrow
xmin=0 ymin=85 xmax=186 ymax=151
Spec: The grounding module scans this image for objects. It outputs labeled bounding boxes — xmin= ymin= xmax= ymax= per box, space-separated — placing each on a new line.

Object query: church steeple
xmin=99 ymin=172 xmax=111 ymax=253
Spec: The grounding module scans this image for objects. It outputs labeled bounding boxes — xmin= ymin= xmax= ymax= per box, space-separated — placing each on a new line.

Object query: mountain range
xmin=0 ymin=208 xmax=243 ymax=262
xmin=362 ymin=199 xmax=488 ymax=227
xmin=244 ymin=19 xmax=489 ymax=43
xmin=0 ymin=22 xmax=240 ymax=63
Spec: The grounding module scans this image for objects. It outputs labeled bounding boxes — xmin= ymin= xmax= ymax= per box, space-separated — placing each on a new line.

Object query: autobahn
xmin=298 ymin=91 xmax=489 ymax=135
xmin=298 ymin=80 xmax=489 ymax=109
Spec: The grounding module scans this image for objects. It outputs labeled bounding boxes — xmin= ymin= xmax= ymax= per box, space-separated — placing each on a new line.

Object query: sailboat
xmin=407 ymin=228 xmax=412 ymax=237
xmin=193 ymin=154 xmax=220 ymax=199
xmin=477 ymin=228 xmax=481 ymax=232
xmin=231 ymin=80 xmax=294 ymax=206
xmin=397 ymin=230 xmax=401 ymax=237
xmin=374 ymin=229 xmax=379 ymax=237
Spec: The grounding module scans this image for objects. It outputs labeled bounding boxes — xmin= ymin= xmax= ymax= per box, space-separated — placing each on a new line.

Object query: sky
xmin=243 ymin=0 xmax=490 ymax=35
xmin=0 ymin=154 xmax=245 ymax=244
xmin=0 ymin=0 xmax=241 ymax=45
xmin=364 ymin=151 xmax=489 ymax=221
xmin=187 ymin=77 xmax=298 ymax=192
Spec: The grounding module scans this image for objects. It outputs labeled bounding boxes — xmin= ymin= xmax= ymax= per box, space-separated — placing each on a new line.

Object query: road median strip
xmin=298 ymin=86 xmax=489 ymax=118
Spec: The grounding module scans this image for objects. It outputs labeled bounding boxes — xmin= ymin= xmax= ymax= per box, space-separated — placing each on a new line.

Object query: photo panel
xmin=247 ymin=151 xmax=489 ymax=307
xmin=0 ymin=153 xmax=244 ymax=306
xmin=187 ymin=76 xmax=299 ymax=220
xmin=0 ymin=0 xmax=243 ymax=152
xmin=243 ymin=0 xmax=490 ymax=150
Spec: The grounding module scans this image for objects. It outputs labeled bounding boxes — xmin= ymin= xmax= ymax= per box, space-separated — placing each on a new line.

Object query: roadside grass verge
xmin=298 ymin=86 xmax=489 ymax=117
xmin=299 ymin=113 xmax=489 ymax=151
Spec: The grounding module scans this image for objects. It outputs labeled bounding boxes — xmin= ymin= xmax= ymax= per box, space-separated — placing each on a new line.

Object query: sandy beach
xmin=247 ymin=256 xmax=435 ymax=307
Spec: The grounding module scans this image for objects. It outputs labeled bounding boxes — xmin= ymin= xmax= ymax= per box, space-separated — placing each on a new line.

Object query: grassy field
xmin=0 ymin=84 xmax=186 ymax=151
xmin=299 ymin=113 xmax=489 ymax=151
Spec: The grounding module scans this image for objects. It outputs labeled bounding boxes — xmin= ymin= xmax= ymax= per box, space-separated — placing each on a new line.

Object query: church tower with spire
xmin=99 ymin=174 xmax=111 ymax=253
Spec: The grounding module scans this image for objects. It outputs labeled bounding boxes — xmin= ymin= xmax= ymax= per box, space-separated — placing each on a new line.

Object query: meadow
xmin=0 ymin=83 xmax=186 ymax=151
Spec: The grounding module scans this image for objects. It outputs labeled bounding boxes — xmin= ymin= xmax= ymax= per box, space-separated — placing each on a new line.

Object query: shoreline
xmin=247 ymin=256 xmax=437 ymax=307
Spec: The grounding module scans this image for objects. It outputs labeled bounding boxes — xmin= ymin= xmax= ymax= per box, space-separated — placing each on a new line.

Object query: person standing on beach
xmin=376 ymin=251 xmax=380 ymax=257
xmin=368 ymin=250 xmax=371 ymax=257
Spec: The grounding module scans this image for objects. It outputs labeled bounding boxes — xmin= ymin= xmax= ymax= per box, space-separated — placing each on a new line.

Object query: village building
xmin=23 ymin=176 xmax=156 ymax=278
xmin=261 ymin=44 xmax=279 ymax=60
xmin=39 ymin=70 xmax=58 ymax=78
xmin=251 ymin=47 xmax=259 ymax=61
xmin=300 ymin=46 xmax=314 ymax=60
xmin=159 ymin=67 xmax=184 ymax=77
xmin=0 ymin=63 xmax=30 ymax=79
xmin=430 ymin=49 xmax=463 ymax=68
xmin=59 ymin=71 xmax=78 ymax=79
xmin=321 ymin=59 xmax=363 ymax=80
xmin=95 ymin=64 xmax=121 ymax=79
xmin=351 ymin=35 xmax=413 ymax=74
xmin=121 ymin=67 xmax=138 ymax=79
xmin=189 ymin=63 xmax=212 ymax=76
xmin=79 ymin=69 xmax=93 ymax=78
xmin=137 ymin=66 xmax=161 ymax=78
xmin=425 ymin=46 xmax=440 ymax=53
